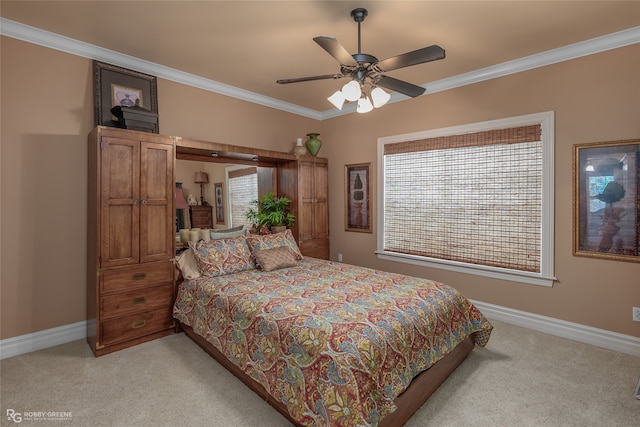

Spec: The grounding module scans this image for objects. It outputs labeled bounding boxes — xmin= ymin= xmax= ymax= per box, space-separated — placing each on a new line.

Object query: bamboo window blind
xmin=383 ymin=125 xmax=543 ymax=272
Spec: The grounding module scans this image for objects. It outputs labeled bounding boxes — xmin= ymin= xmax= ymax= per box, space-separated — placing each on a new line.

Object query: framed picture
xmin=573 ymin=138 xmax=639 ymax=262
xmin=214 ymin=182 xmax=225 ymax=224
xmin=345 ymin=163 xmax=372 ymax=233
xmin=93 ymin=60 xmax=158 ymax=132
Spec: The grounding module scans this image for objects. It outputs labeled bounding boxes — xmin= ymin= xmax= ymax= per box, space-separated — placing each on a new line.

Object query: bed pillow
xmin=212 ymin=225 xmax=244 ymax=233
xmin=175 ymin=249 xmax=202 ymax=280
xmin=253 ymin=246 xmax=299 ymax=272
xmin=190 ymin=236 xmax=255 ymax=277
xmin=210 ymin=228 xmax=246 ymax=240
xmin=245 ymin=229 xmax=303 ymax=260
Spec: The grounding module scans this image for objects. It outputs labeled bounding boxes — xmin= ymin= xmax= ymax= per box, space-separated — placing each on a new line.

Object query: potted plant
xmin=245 ymin=192 xmax=295 ymax=233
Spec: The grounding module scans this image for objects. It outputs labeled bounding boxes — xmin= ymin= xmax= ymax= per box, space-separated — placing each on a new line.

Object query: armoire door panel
xmin=141 ymin=143 xmax=171 ymax=200
xmin=314 ymin=163 xmax=328 ymax=203
xmin=106 ymin=205 xmax=137 ymax=262
xmin=100 ymin=137 xmax=140 ymax=268
xmin=140 ymin=205 xmax=170 ymax=261
xmin=103 ymin=138 xmax=139 ymax=200
xmin=313 ymin=202 xmax=329 ymax=239
xmin=299 ymin=202 xmax=315 ymax=241
xmin=139 ymin=141 xmax=174 ymax=263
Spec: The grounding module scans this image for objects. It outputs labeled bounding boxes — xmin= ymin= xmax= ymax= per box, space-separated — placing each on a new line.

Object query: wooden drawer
xmin=101 ymin=261 xmax=173 ymax=293
xmin=101 ymin=283 xmax=173 ymax=320
xmin=299 ymin=238 xmax=329 ymax=260
xmin=100 ymin=306 xmax=173 ymax=347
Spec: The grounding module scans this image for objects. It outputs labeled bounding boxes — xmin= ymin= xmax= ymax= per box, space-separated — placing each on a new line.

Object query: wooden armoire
xmin=87 ymin=126 xmax=175 ymax=356
xmin=87 ymin=129 xmax=330 ymax=355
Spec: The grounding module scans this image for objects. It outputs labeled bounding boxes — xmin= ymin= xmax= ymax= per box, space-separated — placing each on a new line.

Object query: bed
xmin=173 ymin=230 xmax=492 ymax=427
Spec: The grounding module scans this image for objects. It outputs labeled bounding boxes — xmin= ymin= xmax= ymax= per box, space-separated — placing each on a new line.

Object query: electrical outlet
xmin=337 ymin=253 xmax=343 ymax=262
xmin=633 ymin=307 xmax=640 ymax=322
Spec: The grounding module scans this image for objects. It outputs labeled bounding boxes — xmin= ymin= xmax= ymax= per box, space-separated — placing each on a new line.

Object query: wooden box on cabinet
xmin=279 ymin=156 xmax=329 ymax=260
xmin=87 ymin=126 xmax=175 ymax=356
xmin=190 ymin=205 xmax=213 ymax=229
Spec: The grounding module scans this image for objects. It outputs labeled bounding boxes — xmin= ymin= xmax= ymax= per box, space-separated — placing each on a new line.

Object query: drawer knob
xmin=132 ymin=272 xmax=147 ymax=280
xmin=132 ymin=296 xmax=146 ymax=305
xmin=131 ymin=320 xmax=147 ymax=329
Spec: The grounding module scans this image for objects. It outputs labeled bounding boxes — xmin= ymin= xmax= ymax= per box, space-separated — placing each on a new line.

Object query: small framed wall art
xmin=573 ymin=138 xmax=639 ymax=262
xmin=214 ymin=182 xmax=225 ymax=224
xmin=345 ymin=163 xmax=372 ymax=233
xmin=93 ymin=61 xmax=158 ymax=132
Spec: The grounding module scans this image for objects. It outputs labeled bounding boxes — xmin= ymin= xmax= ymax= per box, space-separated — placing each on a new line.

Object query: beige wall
xmin=0 ymin=37 xmax=317 ymax=339
xmin=321 ymin=44 xmax=640 ymax=337
xmin=1 ymin=36 xmax=639 ymax=340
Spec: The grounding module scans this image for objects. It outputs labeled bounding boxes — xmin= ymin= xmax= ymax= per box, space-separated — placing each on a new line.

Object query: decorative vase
xmin=292 ymin=138 xmax=307 ymax=157
xmin=305 ymin=133 xmax=322 ymax=156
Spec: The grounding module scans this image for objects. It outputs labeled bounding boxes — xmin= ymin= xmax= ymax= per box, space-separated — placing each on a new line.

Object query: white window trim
xmin=376 ymin=111 xmax=556 ymax=287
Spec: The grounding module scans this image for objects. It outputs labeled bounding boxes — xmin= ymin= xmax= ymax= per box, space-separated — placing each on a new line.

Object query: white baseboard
xmin=1 ymin=303 xmax=638 ymax=359
xmin=472 ymin=300 xmax=640 ymax=357
xmin=0 ymin=321 xmax=87 ymax=360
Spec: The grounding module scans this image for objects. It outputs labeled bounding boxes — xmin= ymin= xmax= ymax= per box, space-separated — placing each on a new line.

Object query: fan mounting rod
xmin=351 ymin=8 xmax=368 ymax=55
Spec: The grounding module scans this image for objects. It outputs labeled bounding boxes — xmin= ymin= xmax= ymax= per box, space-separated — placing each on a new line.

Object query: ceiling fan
xmin=276 ymin=8 xmax=445 ymax=112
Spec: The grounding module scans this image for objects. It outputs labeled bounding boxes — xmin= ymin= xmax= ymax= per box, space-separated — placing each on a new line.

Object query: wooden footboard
xmin=179 ymin=322 xmax=475 ymax=427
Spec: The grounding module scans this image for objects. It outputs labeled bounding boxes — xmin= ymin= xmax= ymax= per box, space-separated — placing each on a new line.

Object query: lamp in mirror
xmin=194 ymin=171 xmax=209 ymax=205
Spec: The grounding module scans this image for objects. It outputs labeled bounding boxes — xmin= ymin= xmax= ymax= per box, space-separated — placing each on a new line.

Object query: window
xmin=227 ymin=167 xmax=258 ymax=228
xmin=377 ymin=112 xmax=555 ymax=286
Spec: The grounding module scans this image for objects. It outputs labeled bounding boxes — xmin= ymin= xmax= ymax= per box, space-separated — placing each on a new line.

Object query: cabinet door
xmin=139 ymin=140 xmax=174 ymax=263
xmin=299 ymin=160 xmax=329 ymax=241
xmin=100 ymin=137 xmax=140 ymax=268
xmin=298 ymin=161 xmax=315 ymax=241
xmin=312 ymin=162 xmax=329 ymax=239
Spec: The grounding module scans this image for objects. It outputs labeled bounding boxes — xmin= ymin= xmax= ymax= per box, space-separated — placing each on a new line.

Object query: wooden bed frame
xmin=178 ymin=321 xmax=476 ymax=427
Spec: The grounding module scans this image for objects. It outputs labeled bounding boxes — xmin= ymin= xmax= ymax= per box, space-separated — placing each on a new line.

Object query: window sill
xmin=375 ymin=250 xmax=556 ymax=287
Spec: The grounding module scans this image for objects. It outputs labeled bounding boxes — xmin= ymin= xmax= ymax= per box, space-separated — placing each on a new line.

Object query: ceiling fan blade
xmin=376 ymin=75 xmax=426 ymax=98
xmin=277 ymin=74 xmax=345 ymax=84
xmin=313 ymin=36 xmax=357 ymax=66
xmin=376 ymin=45 xmax=445 ymax=72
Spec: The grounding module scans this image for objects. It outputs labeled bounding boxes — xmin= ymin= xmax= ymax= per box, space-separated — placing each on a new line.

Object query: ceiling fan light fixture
xmin=327 ymin=90 xmax=346 ymax=110
xmin=342 ymin=80 xmax=362 ymax=102
xmin=371 ymin=87 xmax=391 ymax=108
xmin=356 ymin=95 xmax=374 ymax=114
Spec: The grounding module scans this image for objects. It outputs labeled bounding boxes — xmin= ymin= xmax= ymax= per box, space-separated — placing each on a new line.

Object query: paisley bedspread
xmin=173 ymin=258 xmax=492 ymax=427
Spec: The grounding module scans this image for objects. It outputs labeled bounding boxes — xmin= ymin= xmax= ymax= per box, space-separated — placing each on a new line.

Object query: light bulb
xmin=342 ymin=80 xmax=362 ymax=102
xmin=327 ymin=90 xmax=346 ymax=110
xmin=371 ymin=87 xmax=391 ymax=108
xmin=356 ymin=96 xmax=374 ymax=113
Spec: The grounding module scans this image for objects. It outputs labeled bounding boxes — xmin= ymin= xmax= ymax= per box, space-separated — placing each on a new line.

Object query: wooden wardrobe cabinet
xmin=87 ymin=127 xmax=175 ymax=356
xmin=280 ymin=156 xmax=329 ymax=259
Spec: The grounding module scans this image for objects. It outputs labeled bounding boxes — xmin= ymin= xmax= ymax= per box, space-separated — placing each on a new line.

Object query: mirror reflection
xmin=176 ymin=159 xmax=275 ymax=232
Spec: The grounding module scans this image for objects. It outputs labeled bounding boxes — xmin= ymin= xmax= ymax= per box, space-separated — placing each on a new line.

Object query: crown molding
xmin=0 ymin=18 xmax=322 ymax=120
xmin=2 ymin=18 xmax=639 ymax=120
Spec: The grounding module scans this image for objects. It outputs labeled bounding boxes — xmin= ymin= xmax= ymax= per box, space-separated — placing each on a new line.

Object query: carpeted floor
xmin=1 ymin=320 xmax=638 ymax=426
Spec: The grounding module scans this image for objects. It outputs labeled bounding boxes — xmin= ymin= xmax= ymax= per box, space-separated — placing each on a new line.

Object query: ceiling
xmin=2 ymin=1 xmax=639 ymax=115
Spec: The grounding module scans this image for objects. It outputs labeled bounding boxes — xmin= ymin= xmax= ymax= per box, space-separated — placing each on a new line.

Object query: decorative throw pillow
xmin=176 ymin=249 xmax=201 ymax=280
xmin=210 ymin=228 xmax=246 ymax=240
xmin=253 ymin=246 xmax=299 ymax=272
xmin=211 ymin=225 xmax=244 ymax=233
xmin=190 ymin=236 xmax=255 ymax=277
xmin=245 ymin=229 xmax=303 ymax=260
